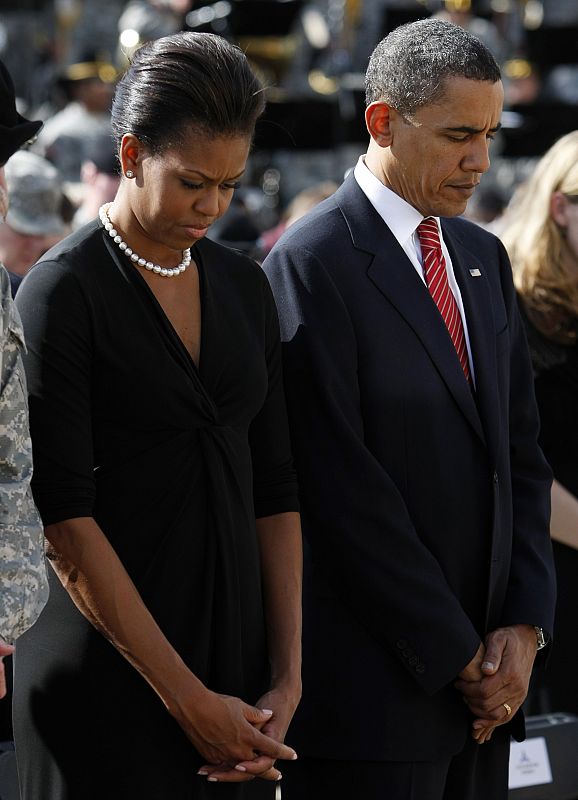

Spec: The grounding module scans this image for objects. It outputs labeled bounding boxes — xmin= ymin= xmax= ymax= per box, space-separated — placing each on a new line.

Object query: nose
xmin=194 ymin=185 xmax=221 ymax=220
xmin=462 ymin=136 xmax=491 ymax=175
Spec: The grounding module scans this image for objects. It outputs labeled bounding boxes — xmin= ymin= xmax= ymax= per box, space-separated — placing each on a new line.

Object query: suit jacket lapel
xmin=335 ymin=177 xmax=485 ymax=445
xmin=443 ymin=224 xmax=500 ymax=463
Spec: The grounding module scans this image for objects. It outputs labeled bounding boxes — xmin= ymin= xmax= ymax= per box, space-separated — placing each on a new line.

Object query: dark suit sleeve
xmin=263 ymin=243 xmax=482 ymax=695
xmin=495 ymin=238 xmax=555 ymax=636
xmin=249 ymin=270 xmax=300 ymax=519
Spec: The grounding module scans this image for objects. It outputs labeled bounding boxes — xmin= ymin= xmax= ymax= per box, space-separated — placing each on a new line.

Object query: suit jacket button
xmin=493 ymin=471 xmax=499 ymax=483
xmin=403 ymin=647 xmax=414 ymax=658
xmin=415 ymin=664 xmax=426 ymax=674
xmin=409 ymin=656 xmax=418 ymax=666
xmin=396 ymin=639 xmax=408 ymax=650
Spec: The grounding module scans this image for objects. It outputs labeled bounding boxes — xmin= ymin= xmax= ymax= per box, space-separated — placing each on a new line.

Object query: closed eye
xmin=447 ymin=133 xmax=495 ymax=143
xmin=180 ymin=179 xmax=240 ymax=191
xmin=181 ymin=179 xmax=203 ymax=190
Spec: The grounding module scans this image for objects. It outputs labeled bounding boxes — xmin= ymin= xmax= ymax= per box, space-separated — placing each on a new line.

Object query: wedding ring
xmin=503 ymin=702 xmax=512 ymax=717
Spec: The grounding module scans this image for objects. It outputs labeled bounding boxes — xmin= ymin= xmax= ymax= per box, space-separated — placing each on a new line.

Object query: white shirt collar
xmin=352 ymin=155 xmax=476 ymax=385
xmin=353 ymin=155 xmax=435 ymax=248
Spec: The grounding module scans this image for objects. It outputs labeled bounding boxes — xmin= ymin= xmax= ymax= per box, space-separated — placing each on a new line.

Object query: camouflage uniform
xmin=0 ymin=264 xmax=48 ymax=644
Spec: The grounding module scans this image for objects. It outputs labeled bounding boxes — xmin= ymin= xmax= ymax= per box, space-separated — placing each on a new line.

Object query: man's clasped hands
xmin=455 ymin=624 xmax=539 ymax=744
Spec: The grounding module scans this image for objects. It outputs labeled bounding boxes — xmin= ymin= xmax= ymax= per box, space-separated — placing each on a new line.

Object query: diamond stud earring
xmin=125 ymin=170 xmax=135 ymax=179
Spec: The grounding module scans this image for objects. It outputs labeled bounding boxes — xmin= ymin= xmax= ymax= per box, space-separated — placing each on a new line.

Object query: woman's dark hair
xmin=111 ymin=32 xmax=266 ymax=153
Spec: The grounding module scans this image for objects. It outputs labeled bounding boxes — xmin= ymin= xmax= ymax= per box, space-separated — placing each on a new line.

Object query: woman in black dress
xmin=14 ymin=32 xmax=302 ymax=799
xmin=501 ymin=130 xmax=578 ymax=716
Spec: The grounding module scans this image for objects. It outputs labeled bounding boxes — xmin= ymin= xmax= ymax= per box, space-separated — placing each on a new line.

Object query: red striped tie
xmin=417 ymin=217 xmax=471 ymax=383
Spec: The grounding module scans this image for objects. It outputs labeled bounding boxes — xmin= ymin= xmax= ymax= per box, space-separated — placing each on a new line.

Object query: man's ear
xmin=550 ymin=191 xmax=569 ymax=228
xmin=365 ymin=101 xmax=394 ymax=147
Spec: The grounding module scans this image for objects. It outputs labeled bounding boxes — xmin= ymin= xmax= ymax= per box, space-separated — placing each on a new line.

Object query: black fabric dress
xmin=13 ymin=220 xmax=299 ymax=799
xmin=520 ymin=302 xmax=578 ymax=716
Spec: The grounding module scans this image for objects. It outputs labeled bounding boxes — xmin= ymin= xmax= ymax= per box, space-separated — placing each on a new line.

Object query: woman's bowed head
xmin=108 ymin=32 xmax=266 ymax=276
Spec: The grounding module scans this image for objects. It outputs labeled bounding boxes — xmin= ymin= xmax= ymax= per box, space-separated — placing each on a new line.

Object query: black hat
xmin=56 ymin=53 xmax=118 ymax=99
xmin=0 ymin=58 xmax=43 ymax=166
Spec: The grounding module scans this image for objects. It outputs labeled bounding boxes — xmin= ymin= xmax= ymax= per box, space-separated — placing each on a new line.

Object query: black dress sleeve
xmin=15 ymin=259 xmax=96 ymax=525
xmin=248 ymin=270 xmax=299 ymax=519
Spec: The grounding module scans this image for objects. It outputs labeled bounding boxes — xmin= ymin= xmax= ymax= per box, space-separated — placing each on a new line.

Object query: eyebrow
xmin=444 ymin=123 xmax=502 ymax=134
xmin=182 ymin=168 xmax=246 ymax=181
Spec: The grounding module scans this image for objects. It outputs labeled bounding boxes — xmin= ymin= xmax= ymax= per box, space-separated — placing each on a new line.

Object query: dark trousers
xmin=280 ymin=727 xmax=510 ymax=800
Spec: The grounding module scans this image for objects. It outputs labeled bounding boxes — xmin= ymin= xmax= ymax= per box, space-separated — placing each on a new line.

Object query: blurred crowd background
xmin=1 ymin=0 xmax=578 ymax=270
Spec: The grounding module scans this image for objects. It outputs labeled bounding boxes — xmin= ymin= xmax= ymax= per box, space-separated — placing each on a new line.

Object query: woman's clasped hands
xmin=171 ymin=684 xmax=299 ymax=784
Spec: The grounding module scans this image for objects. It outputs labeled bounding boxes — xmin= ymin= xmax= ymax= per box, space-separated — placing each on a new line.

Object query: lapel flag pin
xmin=469 ymin=268 xmax=481 ymax=277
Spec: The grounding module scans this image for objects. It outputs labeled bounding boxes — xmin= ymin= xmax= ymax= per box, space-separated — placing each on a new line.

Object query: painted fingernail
xmin=276 ymin=773 xmax=283 ymax=781
xmin=262 ymin=709 xmax=273 ymax=715
xmin=291 ymin=752 xmax=298 ymax=760
xmin=482 ymin=661 xmax=495 ymax=670
xmin=235 ymin=765 xmax=247 ymax=772
xmin=208 ymin=777 xmax=218 ymax=782
xmin=197 ymin=770 xmax=208 ymax=775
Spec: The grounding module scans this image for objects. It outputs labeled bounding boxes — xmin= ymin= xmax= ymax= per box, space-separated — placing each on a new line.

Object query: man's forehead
xmin=425 ymin=75 xmax=502 ymax=103
xmin=414 ymin=78 xmax=503 ymax=124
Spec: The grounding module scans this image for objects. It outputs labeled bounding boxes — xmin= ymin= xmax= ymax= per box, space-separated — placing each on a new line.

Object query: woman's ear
xmin=365 ymin=101 xmax=394 ymax=147
xmin=119 ymin=133 xmax=144 ymax=178
xmin=550 ymin=191 xmax=569 ymax=228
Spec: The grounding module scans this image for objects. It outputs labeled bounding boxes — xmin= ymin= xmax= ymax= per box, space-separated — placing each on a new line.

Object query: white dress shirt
xmin=353 ymin=156 xmax=476 ymax=384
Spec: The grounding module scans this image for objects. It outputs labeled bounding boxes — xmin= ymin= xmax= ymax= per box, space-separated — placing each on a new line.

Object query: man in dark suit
xmin=263 ymin=18 xmax=556 ymax=800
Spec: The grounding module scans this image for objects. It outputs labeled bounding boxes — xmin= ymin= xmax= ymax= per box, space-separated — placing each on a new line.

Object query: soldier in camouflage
xmin=0 ymin=57 xmax=49 ymax=697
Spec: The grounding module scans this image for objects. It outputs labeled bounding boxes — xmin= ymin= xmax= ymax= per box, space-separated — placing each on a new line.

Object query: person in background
xmin=14 ymin=32 xmax=301 ymax=799
xmin=264 ymin=18 xmax=555 ymax=800
xmin=433 ymin=0 xmax=508 ymax=64
xmin=204 ymin=191 xmax=262 ymax=256
xmin=257 ymin=180 xmax=338 ymax=260
xmin=71 ymin=133 xmax=121 ymax=229
xmin=0 ymin=58 xmax=49 ymax=697
xmin=502 ymin=58 xmax=543 ymax=107
xmin=501 ymin=130 xmax=578 ymax=716
xmin=463 ymin=182 xmax=507 ymax=232
xmin=117 ymin=0 xmax=193 ymax=63
xmin=35 ymin=57 xmax=117 ymax=182
xmin=0 ymin=150 xmax=68 ymax=296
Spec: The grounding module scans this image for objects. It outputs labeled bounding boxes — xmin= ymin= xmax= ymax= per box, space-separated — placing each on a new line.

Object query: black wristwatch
xmin=534 ymin=626 xmax=547 ymax=650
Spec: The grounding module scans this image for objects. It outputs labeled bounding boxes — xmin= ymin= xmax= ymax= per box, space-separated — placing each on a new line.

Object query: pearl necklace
xmin=99 ymin=203 xmax=191 ymax=278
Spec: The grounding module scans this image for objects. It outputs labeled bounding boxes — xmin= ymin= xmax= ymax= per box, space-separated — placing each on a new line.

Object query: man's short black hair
xmin=365 ymin=18 xmax=501 ymax=117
